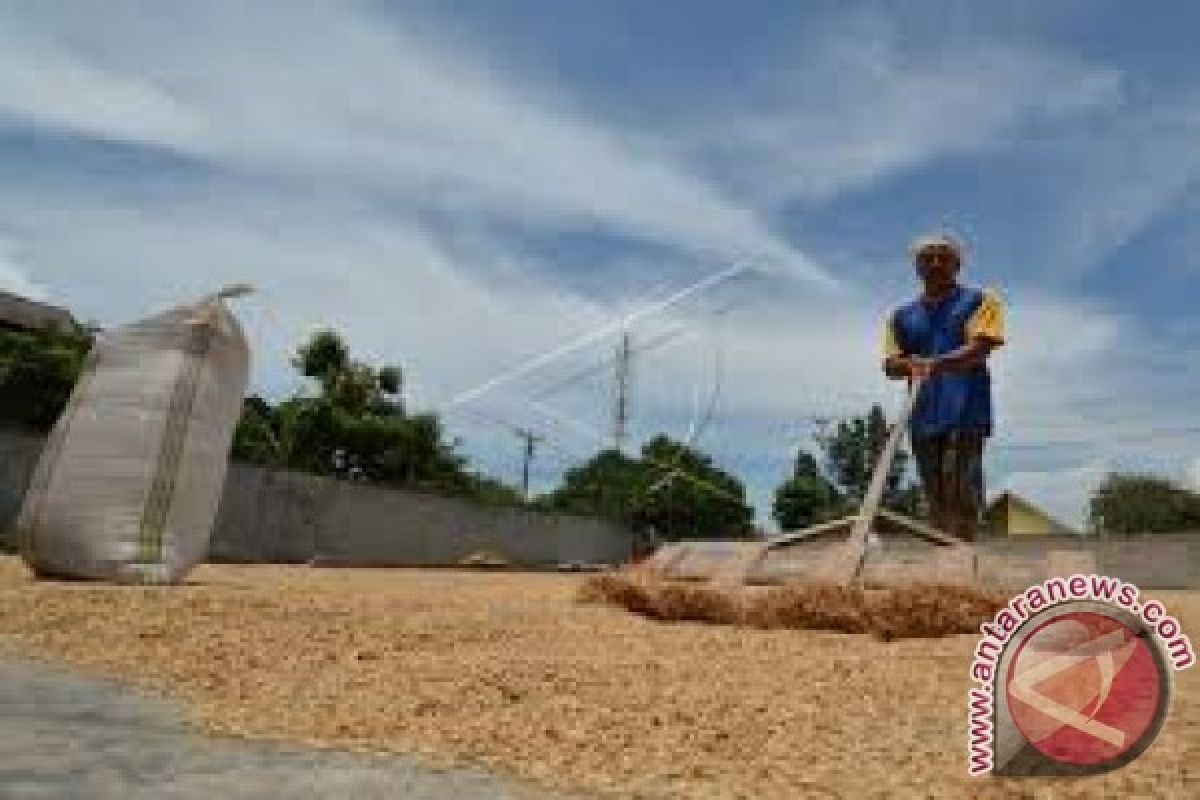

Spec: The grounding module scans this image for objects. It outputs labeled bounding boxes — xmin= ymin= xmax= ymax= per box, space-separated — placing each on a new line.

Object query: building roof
xmin=0 ymin=289 xmax=75 ymax=333
xmin=985 ymin=490 xmax=1080 ymax=535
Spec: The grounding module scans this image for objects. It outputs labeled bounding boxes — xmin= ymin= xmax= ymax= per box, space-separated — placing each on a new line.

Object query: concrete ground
xmin=0 ymin=659 xmax=571 ymax=800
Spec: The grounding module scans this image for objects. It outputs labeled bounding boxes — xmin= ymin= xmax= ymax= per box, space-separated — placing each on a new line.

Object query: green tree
xmin=540 ymin=436 xmax=754 ymax=540
xmin=360 ymin=411 xmax=468 ymax=489
xmin=1089 ymin=473 xmax=1200 ymax=534
xmin=818 ymin=406 xmax=903 ymax=501
xmin=0 ymin=324 xmax=92 ymax=431
xmin=234 ymin=329 xmax=517 ymax=503
xmin=540 ymin=448 xmax=645 ymax=521
xmin=639 ymin=435 xmax=754 ymax=540
xmin=231 ymin=395 xmax=280 ymax=463
xmin=293 ymin=328 xmax=403 ymax=416
xmin=815 ymin=404 xmax=921 ymax=515
xmin=770 ymin=405 xmax=923 ymax=533
xmin=771 ymin=450 xmax=843 ymax=531
xmin=294 ymin=329 xmax=349 ymax=392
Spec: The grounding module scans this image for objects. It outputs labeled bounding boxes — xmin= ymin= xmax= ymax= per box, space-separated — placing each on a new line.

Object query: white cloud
xmin=984 ymin=290 xmax=1200 ymax=526
xmin=0 ymin=239 xmax=48 ymax=300
xmin=0 ymin=3 xmax=830 ymax=286
xmin=686 ymin=16 xmax=1121 ymax=204
xmin=990 ymin=291 xmax=1125 ymax=447
xmin=627 ymin=287 xmax=1200 ymax=528
xmin=0 ymin=24 xmax=201 ymax=148
xmin=1 ymin=177 xmax=1193 ymax=531
xmin=1032 ymin=92 xmax=1200 ymax=275
xmin=0 ymin=184 xmax=616 ymax=408
xmin=990 ymin=290 xmax=1200 ymax=467
xmin=0 ymin=2 xmax=1196 ymax=524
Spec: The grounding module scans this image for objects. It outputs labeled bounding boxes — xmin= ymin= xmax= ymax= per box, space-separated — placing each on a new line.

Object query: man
xmin=882 ymin=232 xmax=1005 ymax=542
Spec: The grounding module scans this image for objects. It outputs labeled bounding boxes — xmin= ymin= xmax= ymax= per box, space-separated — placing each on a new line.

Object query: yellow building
xmin=983 ymin=491 xmax=1079 ymax=536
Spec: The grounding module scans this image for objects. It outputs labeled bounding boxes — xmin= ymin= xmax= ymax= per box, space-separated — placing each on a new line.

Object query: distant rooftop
xmin=984 ymin=490 xmax=1080 ymax=536
xmin=0 ymin=289 xmax=75 ymax=334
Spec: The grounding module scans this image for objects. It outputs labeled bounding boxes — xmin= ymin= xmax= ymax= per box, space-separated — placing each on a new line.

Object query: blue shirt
xmin=884 ymin=285 xmax=1005 ymax=438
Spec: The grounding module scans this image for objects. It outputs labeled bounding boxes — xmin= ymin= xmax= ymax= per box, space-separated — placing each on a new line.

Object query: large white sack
xmin=16 ymin=288 xmax=250 ymax=584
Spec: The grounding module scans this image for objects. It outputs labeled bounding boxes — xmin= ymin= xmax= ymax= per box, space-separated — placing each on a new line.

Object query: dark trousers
xmin=911 ymin=429 xmax=986 ymax=542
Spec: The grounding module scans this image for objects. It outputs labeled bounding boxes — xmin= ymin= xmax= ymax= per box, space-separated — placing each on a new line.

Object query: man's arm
xmin=930 ymin=288 xmax=1006 ymax=374
xmin=881 ymin=314 xmax=910 ymax=380
xmin=887 ymin=339 xmax=993 ymax=379
xmin=927 ymin=337 xmax=997 ymax=373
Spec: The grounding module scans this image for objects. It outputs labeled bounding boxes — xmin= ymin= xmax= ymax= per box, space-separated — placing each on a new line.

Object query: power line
xmin=451 ymin=409 xmax=546 ymax=498
xmin=443 ymin=262 xmax=751 ymax=410
xmin=452 ymin=407 xmax=556 ymax=497
xmin=446 ymin=290 xmax=742 ymax=507
xmin=531 ymin=322 xmax=690 ymax=400
xmin=531 ymin=297 xmax=743 ymax=402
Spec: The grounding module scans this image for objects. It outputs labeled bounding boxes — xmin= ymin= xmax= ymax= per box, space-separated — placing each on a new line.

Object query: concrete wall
xmin=741 ymin=527 xmax=1200 ymax=589
xmin=972 ymin=534 xmax=1197 ymax=589
xmin=1 ymin=430 xmax=634 ymax=566
xmin=210 ymin=463 xmax=635 ymax=567
xmin=5 ymin=424 xmax=1199 ymax=582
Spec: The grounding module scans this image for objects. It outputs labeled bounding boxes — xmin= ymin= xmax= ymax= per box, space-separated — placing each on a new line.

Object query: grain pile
xmin=578 ymin=572 xmax=1006 ymax=639
xmin=1 ymin=556 xmax=1197 ymax=798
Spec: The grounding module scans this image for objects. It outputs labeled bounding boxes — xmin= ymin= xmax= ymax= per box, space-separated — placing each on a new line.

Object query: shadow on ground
xmin=0 ymin=658 xmax=573 ymax=800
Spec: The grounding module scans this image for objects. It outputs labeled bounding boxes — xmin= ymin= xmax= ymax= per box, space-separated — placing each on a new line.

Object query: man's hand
xmin=884 ymin=355 xmax=937 ymax=380
xmin=908 ymin=357 xmax=936 ymax=379
xmin=883 ymin=356 xmax=909 ymax=380
xmin=934 ymin=337 xmax=998 ymax=374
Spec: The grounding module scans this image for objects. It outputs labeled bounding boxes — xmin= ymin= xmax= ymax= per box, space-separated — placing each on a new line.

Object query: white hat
xmin=909 ymin=231 xmax=965 ymax=262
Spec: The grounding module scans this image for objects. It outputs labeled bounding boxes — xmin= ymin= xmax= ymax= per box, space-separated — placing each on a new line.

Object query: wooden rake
xmin=809 ymin=376 xmax=927 ymax=586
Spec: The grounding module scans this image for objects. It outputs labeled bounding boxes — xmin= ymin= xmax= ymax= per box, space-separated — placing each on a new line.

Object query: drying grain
xmin=580 ymin=572 xmax=1006 ymax=639
xmin=1 ymin=557 xmax=1196 ymax=799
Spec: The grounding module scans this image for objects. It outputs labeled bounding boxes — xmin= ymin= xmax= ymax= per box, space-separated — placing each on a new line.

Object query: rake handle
xmin=843 ymin=376 xmax=926 ymax=580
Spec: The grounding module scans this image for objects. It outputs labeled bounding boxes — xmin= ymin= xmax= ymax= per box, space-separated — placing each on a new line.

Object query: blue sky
xmin=2 ymin=1 xmax=1200 ymax=529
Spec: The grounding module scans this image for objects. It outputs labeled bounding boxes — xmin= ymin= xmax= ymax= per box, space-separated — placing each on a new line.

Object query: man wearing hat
xmin=882 ymin=232 xmax=1005 ymax=542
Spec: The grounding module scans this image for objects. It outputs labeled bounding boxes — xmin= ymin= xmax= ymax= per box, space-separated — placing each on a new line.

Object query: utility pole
xmin=515 ymin=427 xmax=543 ymax=501
xmin=613 ymin=330 xmax=632 ymax=451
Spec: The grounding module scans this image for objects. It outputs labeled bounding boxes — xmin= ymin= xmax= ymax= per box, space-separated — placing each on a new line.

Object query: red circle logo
xmin=1005 ymin=610 xmax=1164 ymax=765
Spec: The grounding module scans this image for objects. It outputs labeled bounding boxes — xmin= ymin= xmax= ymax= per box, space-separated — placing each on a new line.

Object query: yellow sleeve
xmin=966 ymin=288 xmax=1005 ymax=345
xmin=882 ymin=315 xmax=902 ymax=359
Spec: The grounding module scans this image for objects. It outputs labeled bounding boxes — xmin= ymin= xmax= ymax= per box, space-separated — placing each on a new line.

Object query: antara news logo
xmin=967 ymin=574 xmax=1194 ymax=777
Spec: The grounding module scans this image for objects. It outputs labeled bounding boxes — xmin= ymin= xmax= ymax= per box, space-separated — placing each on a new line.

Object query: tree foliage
xmin=230 ymin=395 xmax=279 ymax=464
xmin=638 ymin=435 xmax=755 ymax=540
xmin=771 ymin=404 xmax=923 ymax=531
xmin=771 ymin=450 xmax=842 ymax=531
xmin=540 ymin=435 xmax=754 ymax=540
xmin=540 ymin=449 xmax=645 ymax=520
xmin=232 ymin=329 xmax=520 ymax=504
xmin=817 ymin=405 xmax=912 ymax=505
xmin=1088 ymin=473 xmax=1200 ymax=534
xmin=0 ymin=324 xmax=93 ymax=431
